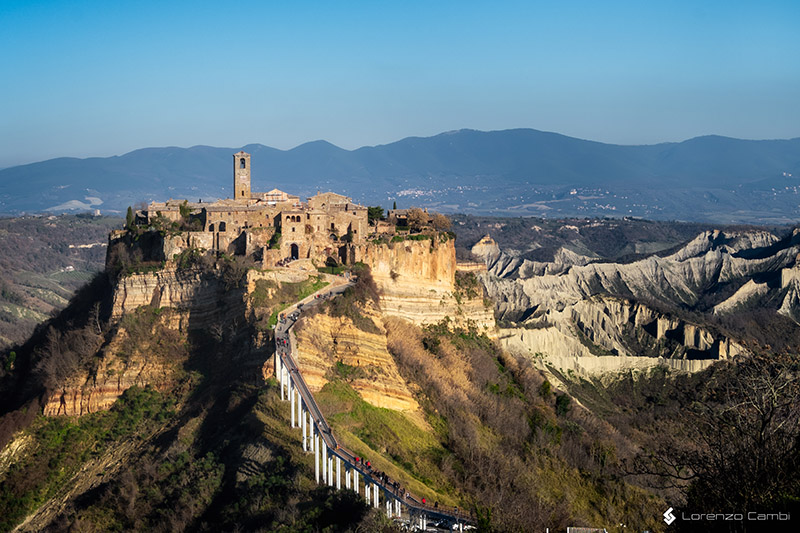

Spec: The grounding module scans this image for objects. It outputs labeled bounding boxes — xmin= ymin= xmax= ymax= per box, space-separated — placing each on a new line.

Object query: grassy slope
xmin=316 ymin=380 xmax=461 ymax=508
xmin=299 ymin=297 xmax=667 ymax=531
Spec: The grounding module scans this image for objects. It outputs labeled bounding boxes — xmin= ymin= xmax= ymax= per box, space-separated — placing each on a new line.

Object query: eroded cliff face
xmin=473 ymin=229 xmax=798 ymax=375
xmin=111 ymin=268 xmax=249 ymax=332
xmin=42 ymin=315 xmax=179 ymax=416
xmin=43 ymin=266 xmax=307 ymax=417
xmin=293 ymin=311 xmax=421 ymax=414
xmin=472 ymin=235 xmax=594 ymax=279
xmin=363 ymin=238 xmax=495 ymax=333
xmin=495 ymin=295 xmax=744 ymax=377
xmin=481 ymin=231 xmax=799 ymax=321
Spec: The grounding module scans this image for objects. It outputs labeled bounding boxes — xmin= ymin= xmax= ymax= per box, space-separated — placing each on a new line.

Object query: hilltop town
xmin=116 ymin=151 xmax=450 ymax=270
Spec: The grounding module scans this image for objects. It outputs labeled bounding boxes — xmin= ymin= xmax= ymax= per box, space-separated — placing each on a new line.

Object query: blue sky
xmin=1 ymin=0 xmax=798 ymax=167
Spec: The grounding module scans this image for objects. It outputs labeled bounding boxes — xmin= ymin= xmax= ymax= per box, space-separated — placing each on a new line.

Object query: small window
xmin=240 ymin=158 xmax=246 ymax=169
xmin=292 ymin=227 xmax=295 ymax=232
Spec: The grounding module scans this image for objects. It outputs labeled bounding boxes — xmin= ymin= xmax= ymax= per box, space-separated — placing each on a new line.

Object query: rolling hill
xmin=1 ymin=129 xmax=799 ymax=223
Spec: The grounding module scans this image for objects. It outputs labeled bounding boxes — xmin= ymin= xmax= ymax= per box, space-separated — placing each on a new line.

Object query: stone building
xmin=141 ymin=152 xmax=368 ymax=266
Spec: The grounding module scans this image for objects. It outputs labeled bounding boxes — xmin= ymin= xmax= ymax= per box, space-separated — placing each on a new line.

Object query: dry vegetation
xmin=588 ymin=354 xmax=800 ymax=533
xmin=384 ymin=318 xmax=663 ymax=532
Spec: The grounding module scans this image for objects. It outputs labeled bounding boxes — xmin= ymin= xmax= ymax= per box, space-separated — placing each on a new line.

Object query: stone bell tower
xmin=233 ymin=151 xmax=251 ymax=200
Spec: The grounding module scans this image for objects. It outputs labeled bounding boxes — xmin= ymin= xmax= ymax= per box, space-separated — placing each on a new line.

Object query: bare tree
xmin=629 ymin=353 xmax=800 ymax=514
xmin=406 ymin=208 xmax=428 ymax=231
xmin=432 ymin=213 xmax=451 ymax=231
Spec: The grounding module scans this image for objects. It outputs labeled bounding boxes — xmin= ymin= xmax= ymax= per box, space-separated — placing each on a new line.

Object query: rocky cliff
xmin=473 ymin=229 xmax=800 ymax=374
xmin=472 ymin=234 xmax=595 ymax=279
xmin=42 ymin=312 xmax=179 ymax=416
xmin=479 ymin=230 xmax=798 ymax=318
xmin=41 ymin=265 xmax=315 ymax=417
xmin=363 ymin=237 xmax=495 ymax=333
xmin=293 ymin=311 xmax=422 ymax=414
xmin=42 ymin=236 xmax=477 ymax=417
xmin=110 ymin=268 xmax=247 ymax=330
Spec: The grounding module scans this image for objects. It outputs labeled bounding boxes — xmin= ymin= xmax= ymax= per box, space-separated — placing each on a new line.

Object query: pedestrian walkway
xmin=272 ymin=277 xmax=472 ymax=530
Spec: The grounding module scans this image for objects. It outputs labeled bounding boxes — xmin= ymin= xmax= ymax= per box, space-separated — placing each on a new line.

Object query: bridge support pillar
xmin=336 ymin=456 xmax=341 ymax=489
xmin=301 ymin=404 xmax=307 ymax=451
xmin=328 ymin=455 xmax=334 ymax=486
xmin=345 ymin=465 xmax=351 ymax=490
xmin=373 ymin=482 xmax=379 ymax=508
xmin=289 ymin=378 xmax=295 ymax=427
xmin=314 ymin=430 xmax=319 ymax=484
xmin=279 ymin=358 xmax=285 ymax=401
xmin=365 ymin=482 xmax=370 ymax=505
xmin=354 ymin=469 xmax=359 ymax=496
xmin=395 ymin=498 xmax=401 ymax=517
xmin=322 ymin=444 xmax=328 ymax=484
xmin=296 ymin=388 xmax=301 ymax=426
xmin=386 ymin=498 xmax=392 ymax=517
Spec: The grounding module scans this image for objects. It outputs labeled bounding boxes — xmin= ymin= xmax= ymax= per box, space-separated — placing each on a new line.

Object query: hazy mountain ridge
xmin=2 ymin=129 xmax=799 ymax=223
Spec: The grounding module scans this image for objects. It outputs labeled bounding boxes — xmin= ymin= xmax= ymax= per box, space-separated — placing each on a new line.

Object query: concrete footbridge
xmin=273 ymin=273 xmax=474 ymax=532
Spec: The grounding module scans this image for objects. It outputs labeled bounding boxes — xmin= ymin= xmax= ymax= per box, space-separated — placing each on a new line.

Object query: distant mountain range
xmin=1 ymin=129 xmax=799 ymax=223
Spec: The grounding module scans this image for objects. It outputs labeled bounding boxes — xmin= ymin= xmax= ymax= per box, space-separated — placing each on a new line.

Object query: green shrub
xmin=555 ymin=393 xmax=571 ymax=416
xmin=269 ymin=232 xmax=282 ymax=249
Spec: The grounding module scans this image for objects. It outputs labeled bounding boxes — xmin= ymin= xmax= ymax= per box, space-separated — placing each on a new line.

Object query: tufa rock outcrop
xmin=363 ymin=237 xmax=495 ymax=333
xmin=293 ymin=311 xmax=422 ymax=414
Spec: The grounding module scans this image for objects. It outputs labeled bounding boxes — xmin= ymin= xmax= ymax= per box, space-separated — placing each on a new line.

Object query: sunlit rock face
xmin=364 ymin=238 xmax=495 ymax=333
xmin=477 ymin=229 xmax=800 ymax=374
xmin=294 ymin=311 xmax=421 ymax=414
